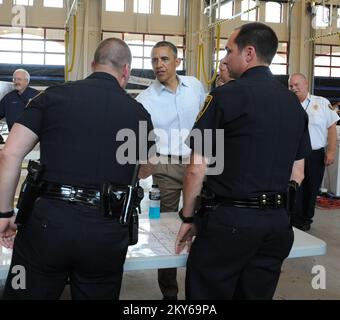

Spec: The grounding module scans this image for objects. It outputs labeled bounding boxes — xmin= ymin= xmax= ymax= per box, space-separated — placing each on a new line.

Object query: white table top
xmin=0 ymin=212 xmax=327 ymax=280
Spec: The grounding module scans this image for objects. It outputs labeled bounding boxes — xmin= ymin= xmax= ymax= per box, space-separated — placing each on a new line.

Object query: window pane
xmin=331 ymin=56 xmax=340 ymax=66
xmin=177 ymin=48 xmax=184 ymax=59
xmin=145 ymin=34 xmax=163 ymax=44
xmin=46 ymin=29 xmax=65 ymax=40
xmin=103 ymin=32 xmax=122 ymax=40
xmin=332 ymin=46 xmax=340 ymax=56
xmin=241 ymin=0 xmax=257 ymax=21
xmin=23 ymin=53 xmax=44 ymax=64
xmin=0 ymin=52 xmax=21 ymax=63
xmin=144 ymin=46 xmax=153 ymax=57
xmin=315 ymin=56 xmax=330 ymax=66
xmin=144 ymin=58 xmax=152 ymax=69
xmin=0 ymin=38 xmax=21 ymax=51
xmin=130 ymin=45 xmax=143 ymax=57
xmin=46 ymin=54 xmax=65 ymax=65
xmin=315 ymin=45 xmax=330 ymax=55
xmin=0 ymin=27 xmax=21 ymax=38
xmin=124 ymin=33 xmax=143 ymax=43
xmin=13 ymin=0 xmax=33 ymax=6
xmin=338 ymin=8 xmax=340 ymax=29
xmin=23 ymin=40 xmax=44 ymax=52
xmin=331 ymin=68 xmax=340 ymax=77
xmin=106 ymin=0 xmax=124 ymax=12
xmin=46 ymin=41 xmax=65 ymax=53
xmin=270 ymin=64 xmax=286 ymax=75
xmin=0 ymin=1 xmax=3 ymax=4
xmin=134 ymin=0 xmax=152 ymax=14
xmin=23 ymin=28 xmax=44 ymax=39
xmin=44 ymin=0 xmax=63 ymax=8
xmin=315 ymin=5 xmax=329 ymax=28
xmin=216 ymin=1 xmax=233 ymax=19
xmin=161 ymin=0 xmax=179 ymax=16
xmin=314 ymin=67 xmax=330 ymax=76
xmin=131 ymin=58 xmax=143 ymax=69
xmin=164 ymin=35 xmax=183 ymax=46
xmin=278 ymin=42 xmax=287 ymax=52
xmin=265 ymin=2 xmax=281 ymax=23
xmin=272 ymin=53 xmax=287 ymax=64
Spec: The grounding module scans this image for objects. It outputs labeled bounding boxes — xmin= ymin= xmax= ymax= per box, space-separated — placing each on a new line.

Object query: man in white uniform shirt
xmin=137 ymin=41 xmax=206 ymax=300
xmin=289 ymin=73 xmax=339 ymax=231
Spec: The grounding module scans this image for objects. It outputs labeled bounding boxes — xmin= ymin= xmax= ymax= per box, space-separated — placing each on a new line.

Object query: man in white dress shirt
xmin=137 ymin=41 xmax=206 ymax=300
xmin=289 ymin=73 xmax=339 ymax=231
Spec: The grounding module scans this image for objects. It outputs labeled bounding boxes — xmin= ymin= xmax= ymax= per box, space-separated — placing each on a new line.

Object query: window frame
xmin=314 ymin=44 xmax=340 ymax=78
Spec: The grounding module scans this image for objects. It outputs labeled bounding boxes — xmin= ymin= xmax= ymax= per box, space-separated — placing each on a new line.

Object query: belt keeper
xmin=259 ymin=194 xmax=267 ymax=209
xmin=275 ymin=194 xmax=282 ymax=208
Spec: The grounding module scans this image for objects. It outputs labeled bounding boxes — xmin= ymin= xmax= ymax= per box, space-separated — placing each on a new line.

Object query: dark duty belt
xmin=214 ymin=193 xmax=286 ymax=209
xmin=40 ymin=182 xmax=101 ymax=207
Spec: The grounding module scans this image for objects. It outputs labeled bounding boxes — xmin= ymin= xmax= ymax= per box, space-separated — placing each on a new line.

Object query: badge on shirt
xmin=196 ymin=95 xmax=213 ymax=122
xmin=313 ymin=104 xmax=319 ymax=111
xmin=328 ymin=104 xmax=335 ymax=111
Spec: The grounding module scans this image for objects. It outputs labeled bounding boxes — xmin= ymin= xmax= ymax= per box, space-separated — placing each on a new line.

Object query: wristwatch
xmin=0 ymin=210 xmax=14 ymax=218
xmin=178 ymin=209 xmax=194 ymax=224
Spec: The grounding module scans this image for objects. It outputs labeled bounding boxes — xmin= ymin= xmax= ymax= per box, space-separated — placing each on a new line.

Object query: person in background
xmin=215 ymin=57 xmax=234 ymax=87
xmin=136 ymin=41 xmax=206 ymax=300
xmin=0 ymin=69 xmax=39 ymax=131
xmin=289 ymin=73 xmax=339 ymax=231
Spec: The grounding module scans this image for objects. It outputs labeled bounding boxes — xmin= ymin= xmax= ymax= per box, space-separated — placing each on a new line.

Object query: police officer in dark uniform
xmin=175 ymin=23 xmax=312 ymax=300
xmin=0 ymin=69 xmax=39 ymax=131
xmin=0 ymin=38 xmax=154 ymax=300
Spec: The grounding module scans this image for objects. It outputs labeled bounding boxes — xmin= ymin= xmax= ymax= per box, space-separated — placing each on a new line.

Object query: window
xmin=315 ymin=5 xmax=330 ymax=28
xmin=134 ymin=0 xmax=152 ymax=14
xmin=161 ymin=0 xmax=179 ymax=16
xmin=0 ymin=0 xmax=3 ymax=4
xmin=216 ymin=1 xmax=233 ymax=20
xmin=13 ymin=0 xmax=33 ymax=5
xmin=102 ymin=31 xmax=185 ymax=70
xmin=314 ymin=44 xmax=340 ymax=77
xmin=270 ymin=42 xmax=288 ymax=75
xmin=337 ymin=8 xmax=340 ymax=29
xmin=106 ymin=0 xmax=125 ymax=12
xmin=43 ymin=0 xmax=63 ymax=8
xmin=241 ymin=0 xmax=257 ymax=21
xmin=265 ymin=2 xmax=282 ymax=23
xmin=0 ymin=26 xmax=65 ymax=65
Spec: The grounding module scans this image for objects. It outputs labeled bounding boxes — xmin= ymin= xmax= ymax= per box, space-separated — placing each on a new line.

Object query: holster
xmin=15 ymin=160 xmax=45 ymax=226
xmin=101 ymin=182 xmax=144 ymax=245
xmin=286 ymin=180 xmax=299 ymax=219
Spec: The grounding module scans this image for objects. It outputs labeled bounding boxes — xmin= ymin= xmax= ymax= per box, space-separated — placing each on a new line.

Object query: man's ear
xmin=244 ymin=46 xmax=256 ymax=63
xmin=91 ymin=61 xmax=95 ymax=72
xmin=175 ymin=58 xmax=181 ymax=68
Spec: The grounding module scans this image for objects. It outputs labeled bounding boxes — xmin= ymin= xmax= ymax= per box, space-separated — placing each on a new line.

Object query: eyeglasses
xmin=13 ymin=78 xmax=25 ymax=81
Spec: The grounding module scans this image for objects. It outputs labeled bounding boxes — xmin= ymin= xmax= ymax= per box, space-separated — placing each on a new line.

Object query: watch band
xmin=0 ymin=210 xmax=14 ymax=219
xmin=178 ymin=209 xmax=194 ymax=224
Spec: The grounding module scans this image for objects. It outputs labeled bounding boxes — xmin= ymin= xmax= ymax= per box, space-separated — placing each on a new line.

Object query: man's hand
xmin=0 ymin=216 xmax=17 ymax=249
xmin=175 ymin=223 xmax=196 ymax=254
xmin=325 ymin=151 xmax=335 ymax=166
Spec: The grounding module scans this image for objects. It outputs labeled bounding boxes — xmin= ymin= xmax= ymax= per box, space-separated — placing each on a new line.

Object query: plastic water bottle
xmin=149 ymin=184 xmax=161 ymax=219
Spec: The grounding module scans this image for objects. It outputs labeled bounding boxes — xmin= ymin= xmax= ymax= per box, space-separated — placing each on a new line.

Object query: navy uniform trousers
xmin=3 ymin=198 xmax=129 ymax=300
xmin=186 ymin=205 xmax=294 ymax=300
xmin=292 ymin=148 xmax=325 ymax=226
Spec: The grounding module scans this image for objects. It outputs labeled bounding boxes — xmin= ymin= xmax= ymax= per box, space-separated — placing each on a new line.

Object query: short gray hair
xmin=13 ymin=69 xmax=30 ymax=83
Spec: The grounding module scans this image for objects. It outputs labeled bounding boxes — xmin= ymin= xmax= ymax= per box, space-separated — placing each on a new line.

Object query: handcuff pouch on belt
xmin=16 ymin=160 xmax=45 ymax=226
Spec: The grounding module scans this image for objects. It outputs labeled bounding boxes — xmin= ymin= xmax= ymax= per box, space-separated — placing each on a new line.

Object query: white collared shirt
xmin=136 ymin=75 xmax=206 ymax=157
xmin=301 ymin=93 xmax=339 ymax=150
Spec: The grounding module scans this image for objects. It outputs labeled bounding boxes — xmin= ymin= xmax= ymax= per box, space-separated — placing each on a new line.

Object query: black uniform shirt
xmin=189 ymin=66 xmax=311 ymax=198
xmin=17 ymin=72 xmax=155 ymax=187
xmin=0 ymin=87 xmax=39 ymax=131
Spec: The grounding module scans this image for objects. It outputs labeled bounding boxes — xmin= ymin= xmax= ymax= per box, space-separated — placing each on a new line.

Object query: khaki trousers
xmin=153 ymin=163 xmax=186 ymax=298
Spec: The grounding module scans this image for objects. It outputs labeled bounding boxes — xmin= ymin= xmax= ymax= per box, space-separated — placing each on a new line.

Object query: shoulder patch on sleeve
xmin=196 ymin=94 xmax=213 ymax=122
xmin=25 ymin=91 xmax=44 ymax=108
xmin=329 ymin=104 xmax=335 ymax=111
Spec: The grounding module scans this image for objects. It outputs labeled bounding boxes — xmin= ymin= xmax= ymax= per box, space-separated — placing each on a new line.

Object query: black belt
xmin=214 ymin=193 xmax=286 ymax=209
xmin=40 ymin=182 xmax=101 ymax=207
xmin=156 ymin=153 xmax=188 ymax=162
